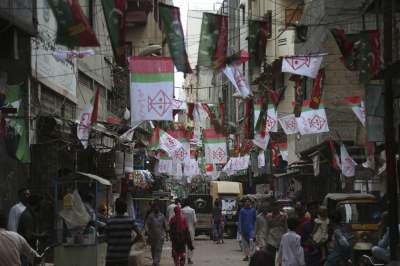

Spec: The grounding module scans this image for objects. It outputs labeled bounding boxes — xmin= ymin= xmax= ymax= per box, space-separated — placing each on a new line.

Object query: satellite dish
xmin=139 ymin=45 xmax=162 ymax=56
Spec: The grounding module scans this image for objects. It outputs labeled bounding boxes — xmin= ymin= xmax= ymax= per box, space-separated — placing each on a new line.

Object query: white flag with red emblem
xmin=296 ymin=107 xmax=329 ymax=135
xmin=266 ymin=104 xmax=278 ymax=133
xmin=279 ymin=114 xmax=299 ymax=135
xmin=282 ymin=55 xmax=323 ymax=79
xmin=222 ymin=64 xmax=252 ymax=98
xmin=203 ymin=128 xmax=227 ymax=164
xmin=130 ymin=57 xmax=174 ymax=122
xmin=340 ymin=144 xmax=357 ymax=177
xmin=159 ymin=130 xmax=184 ymax=157
xmin=253 ymin=133 xmax=270 ymax=150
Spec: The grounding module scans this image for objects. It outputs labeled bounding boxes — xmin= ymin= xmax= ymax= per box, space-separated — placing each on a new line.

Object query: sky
xmin=173 ymin=0 xmax=221 ymax=100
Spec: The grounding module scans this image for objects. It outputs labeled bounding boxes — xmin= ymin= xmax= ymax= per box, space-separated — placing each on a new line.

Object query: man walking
xmin=182 ymin=199 xmax=197 ymax=264
xmin=8 ymin=188 xmax=31 ymax=232
xmin=254 ymin=203 xmax=268 ymax=251
xmin=239 ymin=198 xmax=256 ymax=261
xmin=146 ymin=200 xmax=168 ymax=266
xmin=277 ymin=218 xmax=305 ymax=266
xmin=105 ymin=198 xmax=142 ymax=266
xmin=265 ymin=201 xmax=288 ymax=259
xmin=0 ymin=211 xmax=39 ymax=266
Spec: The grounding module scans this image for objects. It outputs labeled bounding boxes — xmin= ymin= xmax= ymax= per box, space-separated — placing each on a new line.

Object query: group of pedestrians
xmin=248 ymin=200 xmax=358 ymax=266
xmin=146 ymin=198 xmax=197 ymax=266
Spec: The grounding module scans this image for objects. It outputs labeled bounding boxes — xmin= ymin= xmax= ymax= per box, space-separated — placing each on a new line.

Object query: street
xmin=142 ymin=237 xmax=247 ymax=266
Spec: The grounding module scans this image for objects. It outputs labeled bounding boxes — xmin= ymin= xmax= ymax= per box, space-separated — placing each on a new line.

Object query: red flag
xmin=268 ymin=87 xmax=285 ymax=107
xmin=219 ymin=103 xmax=225 ymax=128
xmin=309 ymin=69 xmax=325 ymax=109
xmin=91 ymin=87 xmax=100 ymax=124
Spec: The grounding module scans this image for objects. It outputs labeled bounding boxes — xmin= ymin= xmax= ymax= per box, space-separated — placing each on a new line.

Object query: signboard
xmin=0 ymin=0 xmax=36 ymax=35
xmin=31 ymin=0 xmax=77 ymax=102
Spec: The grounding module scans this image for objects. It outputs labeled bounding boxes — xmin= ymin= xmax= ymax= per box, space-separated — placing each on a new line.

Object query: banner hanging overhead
xmin=47 ymin=0 xmax=99 ymax=47
xmin=100 ymin=0 xmax=127 ymax=64
xmin=197 ymin=13 xmax=228 ymax=67
xmin=282 ymin=55 xmax=323 ymax=78
xmin=279 ymin=114 xmax=299 ymax=135
xmin=159 ymin=3 xmax=192 ymax=73
xmin=203 ymin=128 xmax=227 ymax=164
xmin=129 ymin=57 xmax=174 ymax=123
xmin=296 ymin=105 xmax=329 ymax=135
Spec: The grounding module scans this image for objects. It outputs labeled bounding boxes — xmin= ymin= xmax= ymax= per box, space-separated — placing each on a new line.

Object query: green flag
xmin=5 ymin=84 xmax=30 ymax=163
xmin=159 ymin=3 xmax=192 ymax=73
xmin=101 ymin=0 xmax=126 ymax=64
xmin=47 ymin=0 xmax=99 ymax=47
xmin=197 ymin=13 xmax=228 ymax=67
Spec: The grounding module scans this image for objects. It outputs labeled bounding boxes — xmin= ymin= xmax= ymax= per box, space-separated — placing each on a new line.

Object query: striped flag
xmin=203 ymin=128 xmax=227 ymax=164
xmin=129 ymin=57 xmax=174 ymax=122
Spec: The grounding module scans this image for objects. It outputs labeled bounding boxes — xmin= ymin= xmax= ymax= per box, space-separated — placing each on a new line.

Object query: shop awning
xmin=77 ymin=172 xmax=111 ymax=186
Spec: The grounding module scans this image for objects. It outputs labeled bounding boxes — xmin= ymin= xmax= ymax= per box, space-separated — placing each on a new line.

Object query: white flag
xmin=172 ymin=99 xmax=188 ymax=110
xmin=232 ymin=155 xmax=250 ymax=171
xmin=157 ymin=158 xmax=173 ymax=174
xmin=296 ymin=108 xmax=329 ymax=135
xmin=340 ymin=144 xmax=357 ymax=177
xmin=159 ymin=130 xmax=184 ymax=157
xmin=77 ymin=103 xmax=93 ymax=149
xmin=120 ymin=128 xmax=135 ymax=142
xmin=266 ymin=105 xmax=278 ymax=133
xmin=172 ymin=142 xmax=190 ymax=163
xmin=222 ymin=159 xmax=235 ymax=176
xmin=258 ymin=152 xmax=265 ymax=168
xmin=279 ymin=114 xmax=299 ymax=135
xmin=193 ymin=103 xmax=210 ymax=124
xmin=222 ymin=64 xmax=252 ymax=98
xmin=130 ymin=57 xmax=174 ymax=122
xmin=184 ymin=159 xmax=200 ymax=177
xmin=173 ymin=162 xmax=184 ymax=180
xmin=352 ymin=101 xmax=366 ymax=126
xmin=253 ymin=133 xmax=270 ymax=150
xmin=54 ymin=49 xmax=95 ymax=61
xmin=282 ymin=55 xmax=323 ymax=78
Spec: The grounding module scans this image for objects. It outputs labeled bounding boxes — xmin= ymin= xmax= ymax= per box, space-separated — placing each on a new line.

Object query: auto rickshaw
xmin=322 ymin=193 xmax=381 ymax=264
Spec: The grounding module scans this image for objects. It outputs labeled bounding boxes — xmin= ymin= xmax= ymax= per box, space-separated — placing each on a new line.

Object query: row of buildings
xmin=183 ymin=0 xmax=399 ymax=201
xmin=0 ymin=0 xmax=173 ymax=212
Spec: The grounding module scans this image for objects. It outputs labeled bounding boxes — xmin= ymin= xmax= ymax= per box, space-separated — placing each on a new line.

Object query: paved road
xmin=141 ymin=237 xmax=248 ymax=266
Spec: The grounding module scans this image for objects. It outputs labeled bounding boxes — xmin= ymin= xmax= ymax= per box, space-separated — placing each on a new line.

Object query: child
xmin=277 ymin=218 xmax=305 ymax=266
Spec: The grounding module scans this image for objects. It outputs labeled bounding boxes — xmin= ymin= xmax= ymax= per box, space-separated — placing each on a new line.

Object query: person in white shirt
xmin=182 ymin=199 xmax=197 ymax=264
xmin=277 ymin=217 xmax=305 ymax=266
xmin=167 ymin=198 xmax=181 ymax=222
xmin=0 ymin=211 xmax=39 ymax=266
xmin=8 ymin=188 xmax=31 ymax=232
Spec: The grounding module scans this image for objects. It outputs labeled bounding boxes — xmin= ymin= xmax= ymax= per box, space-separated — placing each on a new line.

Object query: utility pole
xmin=383 ymin=0 xmax=399 ymax=261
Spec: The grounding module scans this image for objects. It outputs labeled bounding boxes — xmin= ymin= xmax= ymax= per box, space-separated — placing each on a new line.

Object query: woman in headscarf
xmin=169 ymin=206 xmax=194 ymax=266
